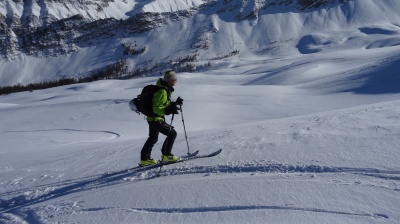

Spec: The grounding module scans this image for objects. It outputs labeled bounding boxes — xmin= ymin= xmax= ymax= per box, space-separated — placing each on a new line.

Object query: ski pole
xmin=179 ymin=104 xmax=191 ymax=155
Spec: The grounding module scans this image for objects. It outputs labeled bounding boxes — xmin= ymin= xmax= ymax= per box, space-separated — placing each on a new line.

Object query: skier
xmin=140 ymin=70 xmax=184 ymax=166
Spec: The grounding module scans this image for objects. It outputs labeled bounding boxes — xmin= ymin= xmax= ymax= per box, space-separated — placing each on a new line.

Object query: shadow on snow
xmin=350 ymin=55 xmax=400 ymax=94
xmin=1 ymin=162 xmax=399 ymax=214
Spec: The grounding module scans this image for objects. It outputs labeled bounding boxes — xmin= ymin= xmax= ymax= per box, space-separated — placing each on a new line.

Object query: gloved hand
xmin=165 ymin=103 xmax=179 ymax=115
xmin=176 ymin=97 xmax=184 ymax=106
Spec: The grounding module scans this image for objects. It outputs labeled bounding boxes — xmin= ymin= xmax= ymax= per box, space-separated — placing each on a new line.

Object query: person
xmin=140 ymin=70 xmax=184 ymax=166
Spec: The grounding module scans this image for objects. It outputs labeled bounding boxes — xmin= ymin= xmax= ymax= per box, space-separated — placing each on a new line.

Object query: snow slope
xmin=0 ymin=0 xmax=203 ymax=20
xmin=2 ymin=0 xmax=400 ymax=86
xmin=1 ymin=40 xmax=400 ymax=223
xmin=0 ymin=0 xmax=136 ymax=21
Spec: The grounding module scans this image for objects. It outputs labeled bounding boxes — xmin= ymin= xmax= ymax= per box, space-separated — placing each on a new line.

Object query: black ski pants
xmin=141 ymin=120 xmax=177 ymax=160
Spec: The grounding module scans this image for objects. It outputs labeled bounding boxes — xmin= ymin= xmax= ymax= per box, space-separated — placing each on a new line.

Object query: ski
xmin=177 ymin=148 xmax=222 ymax=163
xmin=104 ymin=150 xmax=199 ymax=176
xmin=104 ymin=149 xmax=222 ymax=176
xmin=158 ymin=148 xmax=222 ymax=168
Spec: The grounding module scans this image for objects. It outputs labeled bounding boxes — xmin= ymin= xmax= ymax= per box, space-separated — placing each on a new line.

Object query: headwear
xmin=164 ymin=70 xmax=177 ymax=82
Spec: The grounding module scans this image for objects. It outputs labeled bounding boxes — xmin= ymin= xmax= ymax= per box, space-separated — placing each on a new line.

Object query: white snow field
xmin=1 ymin=43 xmax=400 ymax=223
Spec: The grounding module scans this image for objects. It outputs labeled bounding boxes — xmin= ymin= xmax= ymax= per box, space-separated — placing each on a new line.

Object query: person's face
xmin=168 ymin=79 xmax=177 ymax=87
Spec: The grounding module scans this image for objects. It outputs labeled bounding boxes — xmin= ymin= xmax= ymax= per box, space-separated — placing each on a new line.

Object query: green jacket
xmin=147 ymin=78 xmax=174 ymax=121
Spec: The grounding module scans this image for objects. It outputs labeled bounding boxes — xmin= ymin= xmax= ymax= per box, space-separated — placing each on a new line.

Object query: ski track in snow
xmin=125 ymin=205 xmax=388 ymax=219
xmin=66 ymin=205 xmax=390 ymax=220
xmin=0 ymin=129 xmax=121 ymax=144
xmin=163 ymin=162 xmax=400 ymax=181
xmin=1 ymin=161 xmax=398 ymax=220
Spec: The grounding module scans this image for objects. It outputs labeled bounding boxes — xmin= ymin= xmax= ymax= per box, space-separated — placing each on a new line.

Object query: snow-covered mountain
xmin=1 ymin=0 xmax=400 ymax=86
xmin=1 ymin=1 xmax=400 ymax=223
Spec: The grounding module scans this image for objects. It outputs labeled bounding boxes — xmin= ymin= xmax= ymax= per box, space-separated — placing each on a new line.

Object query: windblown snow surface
xmin=1 ymin=45 xmax=400 ymax=223
xmin=1 ymin=1 xmax=400 ymax=224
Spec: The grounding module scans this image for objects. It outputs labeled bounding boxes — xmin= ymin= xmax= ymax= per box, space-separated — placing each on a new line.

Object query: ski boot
xmin=161 ymin=155 xmax=179 ymax=163
xmin=140 ymin=158 xmax=157 ymax=166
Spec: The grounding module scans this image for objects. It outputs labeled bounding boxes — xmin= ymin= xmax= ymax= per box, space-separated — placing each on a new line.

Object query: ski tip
xmin=207 ymin=148 xmax=222 ymax=157
xmin=189 ymin=150 xmax=199 ymax=157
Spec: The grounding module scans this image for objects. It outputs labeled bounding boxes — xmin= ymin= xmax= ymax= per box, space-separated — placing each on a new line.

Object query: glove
xmin=176 ymin=97 xmax=184 ymax=106
xmin=165 ymin=103 xmax=179 ymax=115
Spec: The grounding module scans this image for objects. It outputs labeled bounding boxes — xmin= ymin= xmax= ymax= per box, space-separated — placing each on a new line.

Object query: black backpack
xmin=129 ymin=85 xmax=165 ymax=116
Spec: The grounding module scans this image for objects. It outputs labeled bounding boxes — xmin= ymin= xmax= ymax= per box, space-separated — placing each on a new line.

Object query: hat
xmin=164 ymin=70 xmax=177 ymax=82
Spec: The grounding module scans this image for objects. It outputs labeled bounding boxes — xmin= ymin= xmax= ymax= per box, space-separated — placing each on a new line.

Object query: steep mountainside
xmin=0 ymin=0 xmax=399 ymax=86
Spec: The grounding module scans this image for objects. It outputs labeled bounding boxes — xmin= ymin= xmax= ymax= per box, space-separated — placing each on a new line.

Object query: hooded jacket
xmin=147 ymin=78 xmax=174 ymax=121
